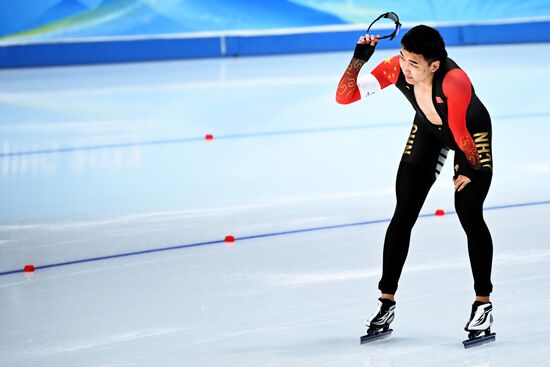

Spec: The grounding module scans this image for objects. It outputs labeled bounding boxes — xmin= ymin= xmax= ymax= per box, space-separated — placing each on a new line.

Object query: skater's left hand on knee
xmin=454 ymin=175 xmax=471 ymax=191
xmin=454 ymin=164 xmax=472 ymax=192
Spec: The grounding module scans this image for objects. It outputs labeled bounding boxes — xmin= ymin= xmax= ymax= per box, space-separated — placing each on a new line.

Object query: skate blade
xmin=360 ymin=329 xmax=393 ymax=344
xmin=462 ymin=332 xmax=496 ymax=349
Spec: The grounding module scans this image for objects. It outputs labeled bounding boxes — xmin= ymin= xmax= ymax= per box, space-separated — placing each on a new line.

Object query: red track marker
xmin=23 ymin=264 xmax=35 ymax=272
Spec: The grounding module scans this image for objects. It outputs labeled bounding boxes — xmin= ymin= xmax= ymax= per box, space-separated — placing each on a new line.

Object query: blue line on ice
xmin=0 ymin=199 xmax=548 ymax=277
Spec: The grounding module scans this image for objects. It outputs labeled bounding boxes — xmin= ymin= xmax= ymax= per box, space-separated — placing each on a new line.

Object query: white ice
xmin=1 ymin=43 xmax=549 ymax=366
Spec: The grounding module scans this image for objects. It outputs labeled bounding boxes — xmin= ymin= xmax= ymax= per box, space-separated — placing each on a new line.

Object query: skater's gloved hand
xmin=354 ymin=34 xmax=379 ymax=61
xmin=454 ymin=164 xmax=472 ymax=192
xmin=454 ymin=163 xmax=476 ymax=179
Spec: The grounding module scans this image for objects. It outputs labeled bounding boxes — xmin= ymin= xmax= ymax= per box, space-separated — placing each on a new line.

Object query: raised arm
xmin=336 ymin=36 xmax=399 ymax=105
xmin=335 ymin=57 xmax=367 ymax=104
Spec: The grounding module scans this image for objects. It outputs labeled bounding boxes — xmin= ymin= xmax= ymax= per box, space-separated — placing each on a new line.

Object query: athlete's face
xmin=399 ymin=48 xmax=440 ymax=85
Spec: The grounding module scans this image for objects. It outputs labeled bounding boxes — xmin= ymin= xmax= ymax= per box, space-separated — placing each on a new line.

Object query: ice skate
xmin=360 ymin=298 xmax=396 ymax=344
xmin=462 ymin=301 xmax=496 ymax=348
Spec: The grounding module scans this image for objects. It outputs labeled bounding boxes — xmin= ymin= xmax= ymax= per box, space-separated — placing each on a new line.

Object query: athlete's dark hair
xmin=401 ymin=25 xmax=447 ymax=64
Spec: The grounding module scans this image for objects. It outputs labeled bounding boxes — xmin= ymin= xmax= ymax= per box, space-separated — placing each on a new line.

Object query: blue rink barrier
xmin=0 ymin=19 xmax=549 ymax=68
xmin=0 ymin=36 xmax=222 ymax=68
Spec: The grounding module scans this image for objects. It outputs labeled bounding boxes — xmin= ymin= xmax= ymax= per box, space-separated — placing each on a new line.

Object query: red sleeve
xmin=335 ymin=59 xmax=363 ymax=104
xmin=370 ymin=55 xmax=400 ymax=88
xmin=335 ymin=55 xmax=400 ymax=105
xmin=442 ymin=69 xmax=481 ymax=169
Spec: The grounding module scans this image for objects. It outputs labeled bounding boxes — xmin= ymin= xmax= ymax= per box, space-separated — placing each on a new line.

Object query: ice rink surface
xmin=1 ymin=43 xmax=549 ymax=366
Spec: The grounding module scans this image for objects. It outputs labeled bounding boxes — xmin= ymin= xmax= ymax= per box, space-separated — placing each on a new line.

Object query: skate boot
xmin=462 ymin=301 xmax=496 ymax=348
xmin=360 ymin=298 xmax=396 ymax=344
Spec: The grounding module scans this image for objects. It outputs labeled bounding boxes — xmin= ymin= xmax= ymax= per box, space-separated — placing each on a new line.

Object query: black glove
xmin=353 ymin=43 xmax=376 ymax=62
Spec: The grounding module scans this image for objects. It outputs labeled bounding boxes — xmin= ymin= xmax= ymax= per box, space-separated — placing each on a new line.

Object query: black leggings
xmin=378 ymin=161 xmax=493 ymax=296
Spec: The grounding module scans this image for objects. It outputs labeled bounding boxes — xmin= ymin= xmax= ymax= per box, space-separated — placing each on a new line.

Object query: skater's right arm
xmin=335 ymin=35 xmax=400 ymax=105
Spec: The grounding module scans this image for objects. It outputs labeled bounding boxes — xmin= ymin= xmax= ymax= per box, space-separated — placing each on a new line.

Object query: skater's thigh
xmin=393 ymin=161 xmax=435 ymax=219
xmin=454 ymin=171 xmax=492 ymax=215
